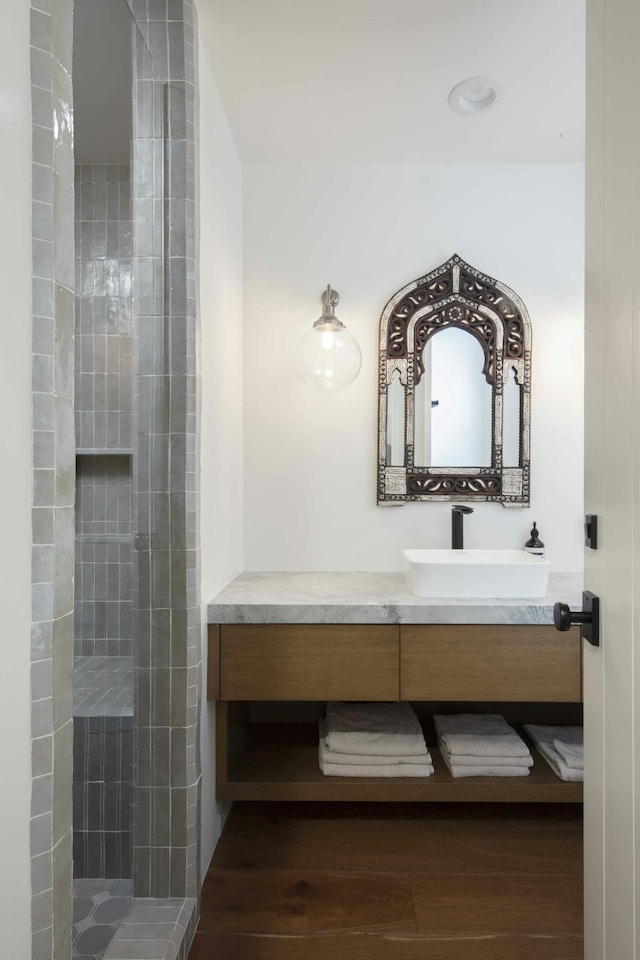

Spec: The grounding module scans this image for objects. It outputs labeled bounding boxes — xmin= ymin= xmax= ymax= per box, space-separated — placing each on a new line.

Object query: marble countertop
xmin=207 ymin=571 xmax=584 ymax=625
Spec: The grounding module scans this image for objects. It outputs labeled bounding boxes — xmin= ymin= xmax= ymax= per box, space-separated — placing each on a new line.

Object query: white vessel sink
xmin=403 ymin=549 xmax=551 ymax=599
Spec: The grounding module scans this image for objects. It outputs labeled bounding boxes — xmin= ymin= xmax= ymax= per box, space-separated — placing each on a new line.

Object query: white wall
xmin=243 ymin=163 xmax=584 ymax=572
xmin=197 ymin=8 xmax=244 ymax=876
xmin=0 ymin=0 xmax=34 ymax=953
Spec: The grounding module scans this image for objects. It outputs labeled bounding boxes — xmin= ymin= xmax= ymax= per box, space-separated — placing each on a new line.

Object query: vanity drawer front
xmin=401 ymin=625 xmax=581 ymax=702
xmin=220 ymin=624 xmax=399 ymax=700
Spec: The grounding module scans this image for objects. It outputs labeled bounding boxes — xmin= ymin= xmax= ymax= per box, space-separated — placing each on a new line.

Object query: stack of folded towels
xmin=319 ymin=701 xmax=434 ymax=777
xmin=434 ymin=713 xmax=533 ymax=778
xmin=524 ymin=724 xmax=583 ymax=782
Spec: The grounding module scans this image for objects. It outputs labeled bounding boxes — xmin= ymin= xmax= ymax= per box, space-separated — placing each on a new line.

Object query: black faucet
xmin=451 ymin=505 xmax=474 ymax=549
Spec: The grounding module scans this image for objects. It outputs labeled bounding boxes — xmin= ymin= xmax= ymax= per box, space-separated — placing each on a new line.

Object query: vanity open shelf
xmin=215 ymin=711 xmax=583 ymax=803
xmin=208 ymin=621 xmax=583 ymax=805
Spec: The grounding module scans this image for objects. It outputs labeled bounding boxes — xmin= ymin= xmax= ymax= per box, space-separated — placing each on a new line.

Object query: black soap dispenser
xmin=524 ymin=522 xmax=545 ymax=557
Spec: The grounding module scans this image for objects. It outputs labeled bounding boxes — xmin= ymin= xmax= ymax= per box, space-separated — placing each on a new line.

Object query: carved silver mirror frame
xmin=377 ymin=254 xmax=531 ymax=507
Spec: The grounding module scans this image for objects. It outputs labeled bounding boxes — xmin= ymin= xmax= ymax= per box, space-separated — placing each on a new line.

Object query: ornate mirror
xmin=377 ymin=255 xmax=531 ymax=507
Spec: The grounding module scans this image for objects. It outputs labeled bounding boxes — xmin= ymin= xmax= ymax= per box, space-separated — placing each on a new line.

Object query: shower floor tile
xmin=73 ymin=878 xmax=133 ymax=960
xmin=73 ymin=656 xmax=134 ymax=716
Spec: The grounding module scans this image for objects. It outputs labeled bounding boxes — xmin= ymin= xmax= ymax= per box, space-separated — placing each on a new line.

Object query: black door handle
xmin=553 ymin=590 xmax=600 ymax=647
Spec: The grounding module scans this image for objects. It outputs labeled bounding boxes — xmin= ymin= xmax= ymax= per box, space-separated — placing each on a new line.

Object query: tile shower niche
xmin=72 ymin=162 xmax=134 ymax=883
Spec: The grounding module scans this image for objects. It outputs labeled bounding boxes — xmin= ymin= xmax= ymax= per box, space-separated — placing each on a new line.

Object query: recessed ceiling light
xmin=448 ymin=76 xmax=504 ymax=115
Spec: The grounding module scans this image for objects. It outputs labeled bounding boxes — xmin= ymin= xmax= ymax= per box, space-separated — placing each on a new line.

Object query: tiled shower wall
xmin=75 ymin=458 xmax=133 ymax=657
xmin=130 ymin=0 xmax=202 ymax=904
xmin=73 ymin=166 xmax=135 ymax=882
xmin=73 ymin=716 xmax=133 ymax=879
xmin=74 ymin=164 xmax=133 ymax=452
xmin=74 ymin=164 xmax=134 ymax=658
xmin=30 ymin=0 xmax=75 ymax=957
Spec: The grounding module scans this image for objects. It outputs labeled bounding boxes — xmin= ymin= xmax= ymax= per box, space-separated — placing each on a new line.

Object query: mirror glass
xmin=502 ymin=365 xmax=522 ymax=467
xmin=414 ymin=328 xmax=492 ymax=467
xmin=386 ymin=372 xmax=405 ymax=466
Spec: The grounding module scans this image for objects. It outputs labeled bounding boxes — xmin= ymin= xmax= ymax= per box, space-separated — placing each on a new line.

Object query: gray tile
xmin=105 ymin=939 xmax=171 ymax=959
xmin=34 ymin=276 xmax=55 ymax=318
xmin=32 ymin=581 xmax=54 ymax=622
xmin=32 ymin=696 xmax=54 ymax=741
xmin=34 ymin=468 xmax=55 ymax=507
xmin=32 ymin=83 xmax=53 ymax=130
xmin=31 ymin=8 xmax=52 ymax=53
xmin=33 ymin=429 xmax=55 ymax=469
xmin=54 ymin=174 xmax=74 ymax=288
xmin=54 ymin=398 xmax=75 ymax=504
xmin=32 ymin=656 xmax=53 ymax=701
xmin=107 ymin=879 xmax=134 ymax=897
xmin=72 ymin=896 xmax=94 ymax=923
xmin=33 ymin=353 xmax=54 ymax=393
xmin=33 ymin=238 xmax=55 ymax=280
xmin=120 ymin=901 xmax=183 ymax=923
xmin=107 ymin=182 xmax=120 ymax=219
xmin=94 ymin=181 xmax=107 ymax=220
xmin=168 ymin=23 xmax=185 ymax=81
xmin=30 ymin=811 xmax=53 ymax=860
xmin=52 ymin=829 xmax=73 ymax=958
xmin=33 ymin=199 xmax=54 ymax=242
xmin=93 ymin=221 xmax=108 ymax=259
xmin=148 ymin=21 xmax=168 ymax=71
xmin=51 ymin=0 xmax=73 ymax=71
xmin=148 ymin=0 xmax=167 ymax=19
xmin=33 ymin=123 xmax=53 ymax=166
xmin=117 ymin=921 xmax=176 ymax=940
xmin=54 ymin=284 xmax=74 ymax=397
xmin=31 ymin=890 xmax=53 ymax=933
xmin=31 ymin=847 xmax=53 ymax=897
xmin=52 ymin=727 xmax=73 ymax=847
xmin=53 ymin=108 xmax=74 ymax=182
xmin=170 ymin=789 xmax=186 ymax=847
xmin=32 ymin=619 xmax=53 ymax=662
xmin=33 ymin=543 xmax=55 ymax=584
xmin=31 ymin=46 xmax=52 ymax=90
xmin=33 ymin=162 xmax=54 ymax=204
xmin=52 ymin=614 xmax=73 ymax=728
xmin=75 ymin=921 xmax=116 ymax=955
xmin=169 ymin=848 xmax=186 ymax=898
xmin=32 ymin=925 xmax=53 ymax=960
xmin=93 ymin=896 xmax=132 ymax=924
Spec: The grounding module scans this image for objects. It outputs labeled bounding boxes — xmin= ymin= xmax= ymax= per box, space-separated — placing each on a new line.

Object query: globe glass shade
xmin=295 ymin=322 xmax=362 ymax=392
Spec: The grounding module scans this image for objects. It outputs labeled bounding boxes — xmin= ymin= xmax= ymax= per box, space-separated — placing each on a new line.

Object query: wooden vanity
xmin=207 ymin=573 xmax=584 ymax=804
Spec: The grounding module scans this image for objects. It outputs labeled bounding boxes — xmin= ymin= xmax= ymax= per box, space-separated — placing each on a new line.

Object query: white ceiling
xmin=200 ymin=0 xmax=585 ymax=164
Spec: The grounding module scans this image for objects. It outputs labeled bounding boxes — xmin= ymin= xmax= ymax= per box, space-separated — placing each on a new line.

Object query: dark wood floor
xmin=190 ymin=802 xmax=583 ymax=960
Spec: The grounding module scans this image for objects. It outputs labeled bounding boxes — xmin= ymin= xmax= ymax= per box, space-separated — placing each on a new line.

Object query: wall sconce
xmin=295 ymin=285 xmax=362 ymax=392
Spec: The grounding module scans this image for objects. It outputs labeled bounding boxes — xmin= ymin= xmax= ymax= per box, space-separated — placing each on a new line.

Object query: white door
xmin=584 ymin=0 xmax=640 ymax=956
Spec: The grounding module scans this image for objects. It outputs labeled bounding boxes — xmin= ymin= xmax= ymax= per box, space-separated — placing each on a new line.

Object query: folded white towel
xmin=440 ymin=744 xmax=531 ymax=779
xmin=325 ymin=701 xmax=428 ymax=757
xmin=524 ymin=724 xmax=583 ymax=782
xmin=434 ymin=713 xmax=531 ymax=759
xmin=552 ymin=728 xmax=584 ymax=770
xmin=553 ymin=740 xmax=583 ymax=770
xmin=319 ymin=735 xmax=434 ymax=777
xmin=444 ymin=752 xmax=533 ymax=768
xmin=319 ymin=719 xmax=432 ymax=766
xmin=535 ymin=743 xmax=583 ymax=782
